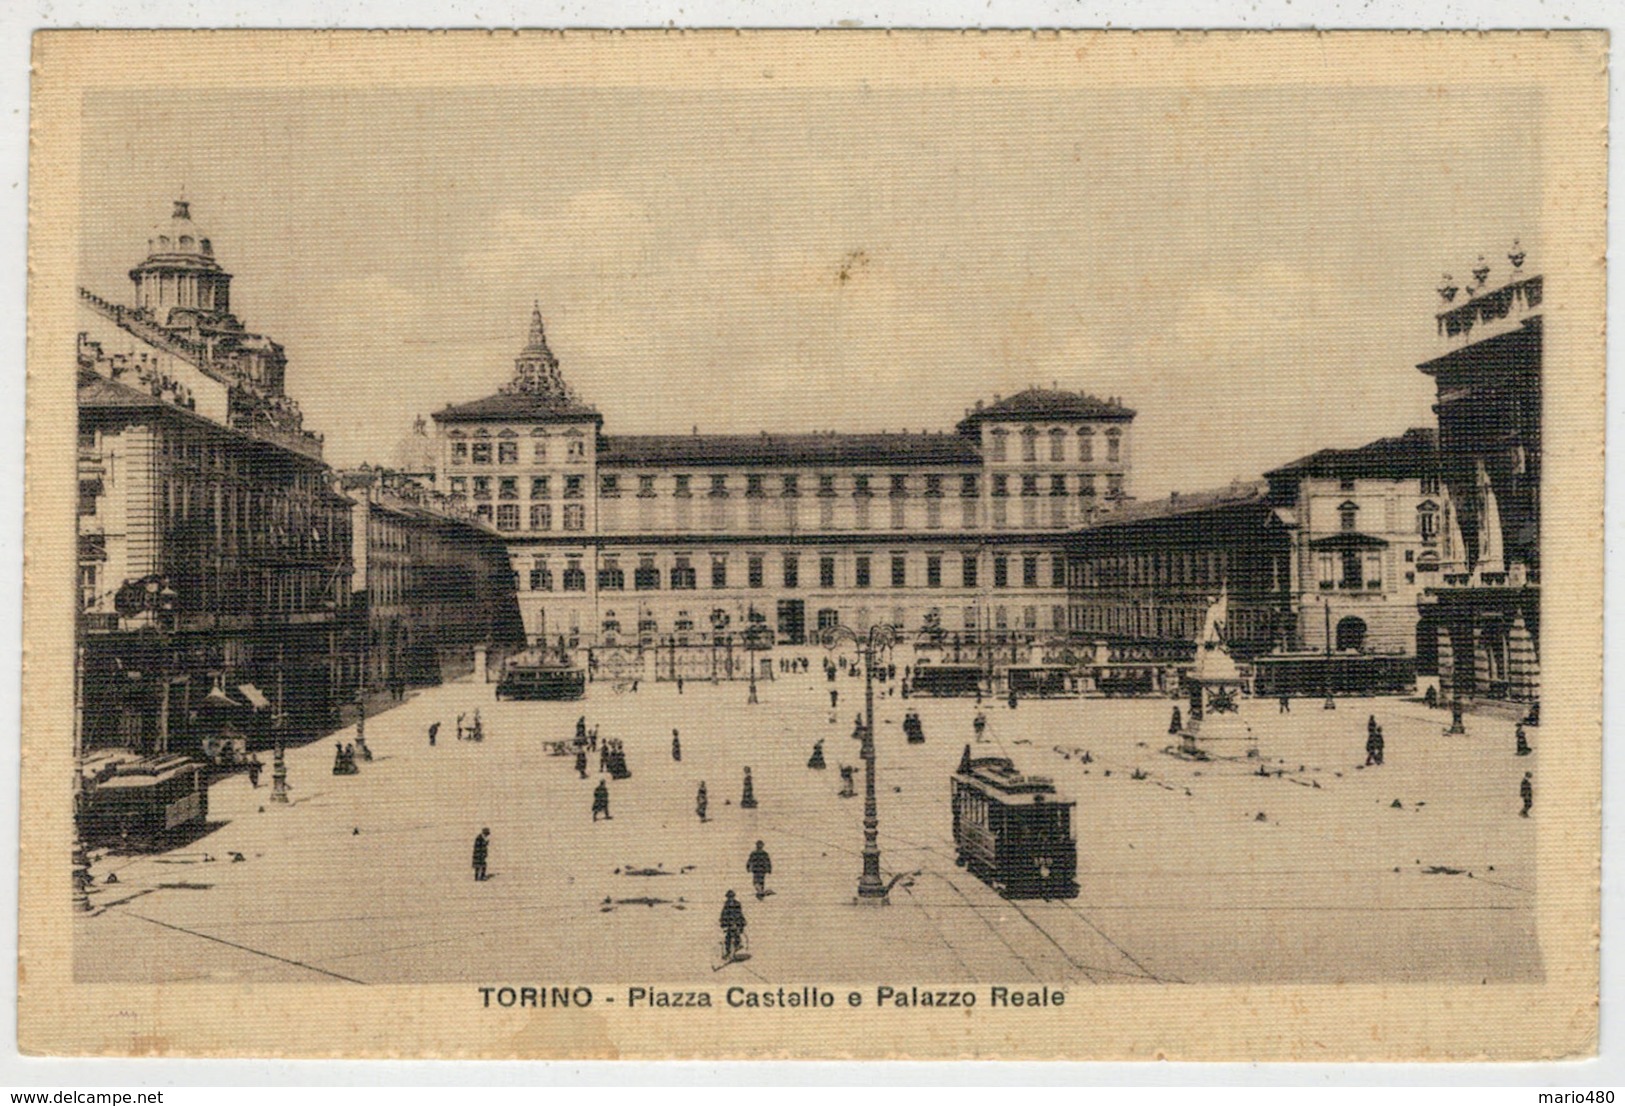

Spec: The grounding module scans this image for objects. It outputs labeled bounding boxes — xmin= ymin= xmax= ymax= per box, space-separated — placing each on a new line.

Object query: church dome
xmin=143 ymin=199 xmax=219 ymax=266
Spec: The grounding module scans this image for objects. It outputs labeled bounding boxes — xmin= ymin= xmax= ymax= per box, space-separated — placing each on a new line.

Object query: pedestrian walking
xmin=1372 ymin=725 xmax=1385 ymax=766
xmin=973 ymin=711 xmax=987 ymax=740
xmin=246 ymin=757 xmax=262 ymax=788
xmin=575 ymin=748 xmax=588 ymax=779
xmin=456 ymin=713 xmax=466 ymax=741
xmin=746 ymin=840 xmax=773 ymax=899
xmin=830 ymin=688 xmax=839 ymax=710
xmin=741 ymin=767 xmax=758 ymax=809
xmin=1278 ymin=695 xmax=1291 ymax=713
xmin=672 ymin=729 xmax=683 ymax=762
xmin=428 ymin=721 xmax=440 ymax=746
xmin=1516 ymin=724 xmax=1532 ymax=757
xmin=720 ymin=890 xmax=747 ymax=961
xmin=696 ymin=781 xmax=709 ymax=822
xmin=677 ymin=676 xmax=685 ymax=694
xmin=1169 ymin=706 xmax=1183 ymax=735
xmin=808 ymin=739 xmax=826 ymax=770
xmin=593 ymin=779 xmax=612 ymax=821
xmin=472 ymin=828 xmax=490 ymax=881
xmin=1008 ymin=688 xmax=1018 ymax=710
xmin=1520 ymin=772 xmax=1533 ymax=817
xmin=1365 ymin=729 xmax=1379 ymax=767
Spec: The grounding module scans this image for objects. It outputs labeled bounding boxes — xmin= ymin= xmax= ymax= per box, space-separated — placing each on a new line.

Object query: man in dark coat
xmin=696 ymin=781 xmax=708 ymax=822
xmin=746 ymin=840 xmax=773 ymax=899
xmin=593 ymin=779 xmax=612 ymax=821
xmin=672 ymin=729 xmax=682 ymax=762
xmin=720 ymin=890 xmax=747 ymax=960
xmin=1521 ymin=772 xmax=1533 ymax=817
xmin=575 ymin=748 xmax=588 ymax=779
xmin=428 ymin=721 xmax=440 ymax=746
xmin=472 ymin=828 xmax=490 ymax=881
xmin=246 ymin=758 xmax=262 ymax=788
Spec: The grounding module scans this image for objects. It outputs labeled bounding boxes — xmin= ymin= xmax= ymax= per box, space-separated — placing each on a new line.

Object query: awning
xmin=237 ymin=682 xmax=270 ymax=710
xmin=1307 ymin=532 xmax=1389 ymax=551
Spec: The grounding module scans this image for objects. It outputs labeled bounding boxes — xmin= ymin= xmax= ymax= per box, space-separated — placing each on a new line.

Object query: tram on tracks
xmin=78 ymin=754 xmax=209 ymax=847
xmin=951 ymin=746 xmax=1078 ymax=899
xmin=496 ymin=653 xmax=588 ymax=701
xmin=911 ymin=663 xmax=985 ymax=697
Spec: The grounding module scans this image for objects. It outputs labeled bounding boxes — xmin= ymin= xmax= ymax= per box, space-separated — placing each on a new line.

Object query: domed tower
xmin=128 ymin=199 xmax=233 ymax=326
xmin=507 ymin=301 xmax=574 ymax=401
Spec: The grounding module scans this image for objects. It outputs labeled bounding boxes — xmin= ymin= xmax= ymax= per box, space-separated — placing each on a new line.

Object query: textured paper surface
xmin=21 ymin=29 xmax=1605 ymax=1059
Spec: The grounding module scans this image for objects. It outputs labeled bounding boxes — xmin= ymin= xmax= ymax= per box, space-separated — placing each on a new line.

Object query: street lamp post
xmin=821 ymin=622 xmax=898 ymax=904
xmin=1322 ymin=596 xmax=1336 ymax=710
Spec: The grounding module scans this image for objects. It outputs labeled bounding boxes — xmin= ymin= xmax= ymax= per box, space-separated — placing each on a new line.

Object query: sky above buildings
xmin=77 ymin=84 xmax=1540 ymax=497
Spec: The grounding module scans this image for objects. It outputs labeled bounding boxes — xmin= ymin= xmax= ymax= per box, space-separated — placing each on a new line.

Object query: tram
xmin=79 ymin=754 xmax=209 ymax=846
xmin=950 ymin=746 xmax=1078 ymax=899
xmin=911 ymin=664 xmax=985 ymax=697
xmin=496 ymin=655 xmax=588 ymax=701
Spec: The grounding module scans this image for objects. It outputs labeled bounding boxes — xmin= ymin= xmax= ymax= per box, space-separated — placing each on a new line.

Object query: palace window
xmin=711 ymin=555 xmax=728 ymax=588
xmin=746 ymin=474 xmax=765 ymax=498
xmin=562 ymin=561 xmax=587 ymax=591
xmin=1078 ymin=427 xmax=1094 ymax=462
xmin=1106 ymin=474 xmax=1124 ymax=499
xmin=499 ymin=477 xmax=518 ymax=500
xmin=563 ymin=503 xmax=585 ymax=531
xmin=471 ymin=442 xmax=492 ymax=465
xmin=890 ymin=474 xmax=908 ymax=497
xmin=1105 ymin=430 xmax=1121 ymax=463
xmin=1021 ymin=474 xmax=1039 ymax=497
xmin=1049 ymin=428 xmax=1066 ymax=462
xmin=529 ymin=565 xmax=553 ymax=591
xmin=709 ymin=474 xmax=729 ymax=497
xmin=452 ymin=442 xmax=468 ymax=464
xmin=853 ymin=475 xmax=872 ymax=498
xmin=782 ymin=474 xmax=800 ymax=498
xmin=635 ymin=558 xmax=660 ymax=590
xmin=748 ymin=555 xmax=764 ymax=588
xmin=1421 ymin=474 xmax=1441 ymax=496
xmin=564 ymin=475 xmax=584 ymax=498
xmin=963 ymin=606 xmax=978 ymax=630
xmin=1417 ymin=501 xmax=1439 ymax=540
xmin=818 ymin=474 xmax=836 ymax=497
xmin=962 ymin=555 xmax=978 ymax=588
xmin=531 ymin=476 xmax=550 ymax=498
xmin=854 ymin=499 xmax=871 ymax=530
xmin=1052 ymin=558 xmax=1066 ymax=587
xmin=600 ymin=474 xmax=620 ymax=497
xmin=1340 ymin=501 xmax=1359 ymax=532
xmin=990 ymin=428 xmax=1008 ymax=462
xmin=472 ymin=477 xmax=491 ymax=500
xmin=926 ymin=555 xmax=942 ymax=588
xmin=671 ymin=557 xmax=697 ymax=590
xmin=498 ymin=441 xmax=518 ymax=465
xmin=991 ymin=475 xmax=1009 ymax=498
xmin=674 ymin=475 xmax=692 ymax=498
xmin=1051 ymin=475 xmax=1068 ymax=497
xmin=820 ymin=556 xmax=836 ymax=588
xmin=855 ymin=555 xmax=871 ymax=588
xmin=567 ymin=435 xmax=586 ymax=461
xmin=891 ymin=555 xmax=907 ymax=588
xmin=993 ymin=556 xmax=1009 ymax=588
xmin=819 ymin=498 xmax=835 ymax=529
xmin=992 ymin=499 xmax=1008 ymax=529
xmin=638 ymin=475 xmax=657 ymax=497
xmin=890 ymin=498 xmax=905 ymax=529
xmin=783 ymin=554 xmax=800 ymax=589
xmin=925 ymin=474 xmax=943 ymax=498
xmin=450 ymin=476 xmax=467 ymax=496
xmin=530 ymin=503 xmax=552 ymax=530
xmin=925 ymin=499 xmax=942 ymax=529
xmin=496 ymin=504 xmax=520 ymax=531
xmin=1021 ymin=428 xmax=1038 ymax=462
xmin=1023 ymin=555 xmax=1039 ymax=587
xmin=961 ymin=498 xmax=979 ymax=529
xmin=961 ymin=474 xmax=978 ymax=497
xmin=598 ymin=562 xmax=625 ymax=590
xmin=1340 ymin=477 xmax=1357 ymax=492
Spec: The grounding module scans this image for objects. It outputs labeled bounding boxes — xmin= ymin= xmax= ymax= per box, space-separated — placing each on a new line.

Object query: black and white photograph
xmin=18 ymin=29 xmax=1606 ymax=1061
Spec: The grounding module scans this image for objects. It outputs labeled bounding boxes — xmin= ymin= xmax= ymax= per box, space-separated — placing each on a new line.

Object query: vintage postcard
xmin=19 ymin=30 xmax=1606 ymax=1060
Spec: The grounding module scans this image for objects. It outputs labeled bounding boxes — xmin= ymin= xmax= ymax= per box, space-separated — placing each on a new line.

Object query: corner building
xmin=433 ymin=306 xmax=1135 ymax=650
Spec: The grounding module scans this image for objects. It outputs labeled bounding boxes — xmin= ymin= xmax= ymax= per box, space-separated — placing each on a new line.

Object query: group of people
xmin=902 ymin=708 xmax=926 ymax=744
xmin=1364 ymin=715 xmax=1386 ymax=766
xmin=718 ymin=840 xmax=776 ymax=961
xmin=332 ymin=742 xmax=361 ymax=775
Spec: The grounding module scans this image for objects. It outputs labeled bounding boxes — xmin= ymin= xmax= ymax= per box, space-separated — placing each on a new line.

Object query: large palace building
xmin=433 ymin=306 xmax=1136 ymax=650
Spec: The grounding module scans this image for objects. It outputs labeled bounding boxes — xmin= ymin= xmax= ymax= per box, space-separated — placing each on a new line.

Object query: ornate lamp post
xmin=820 ymin=622 xmax=899 ymax=904
xmin=1322 ymin=596 xmax=1336 ymax=710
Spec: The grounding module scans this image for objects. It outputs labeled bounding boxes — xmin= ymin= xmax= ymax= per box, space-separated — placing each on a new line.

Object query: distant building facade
xmin=432 ymin=305 xmax=1136 ymax=650
xmin=1263 ymin=427 xmax=1444 ymax=658
xmin=77 ymin=201 xmax=353 ymax=752
xmin=1416 ymin=249 xmax=1542 ymax=704
xmin=340 ymin=468 xmax=523 ymax=694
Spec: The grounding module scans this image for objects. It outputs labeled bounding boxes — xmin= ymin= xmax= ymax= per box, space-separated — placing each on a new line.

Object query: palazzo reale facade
xmin=433 ymin=306 xmax=1136 ymax=650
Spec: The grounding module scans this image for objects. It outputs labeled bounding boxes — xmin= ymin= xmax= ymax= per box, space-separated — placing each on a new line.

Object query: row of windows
xmin=1334 ymin=500 xmax=1440 ymax=537
xmin=988 ymin=426 xmax=1122 ymax=464
xmin=516 ymin=552 xmax=1066 ymax=592
xmin=450 ymin=438 xmax=588 ymax=465
xmin=450 ymin=468 xmax=1125 ymax=500
xmin=450 ymin=474 xmax=585 ymax=500
xmin=474 ymin=502 xmax=586 ymax=532
xmin=590 ymin=604 xmax=1067 ymax=638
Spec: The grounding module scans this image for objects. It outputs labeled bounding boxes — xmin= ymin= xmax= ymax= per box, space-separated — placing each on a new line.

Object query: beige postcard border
xmin=19 ymin=29 xmax=1606 ymax=1060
